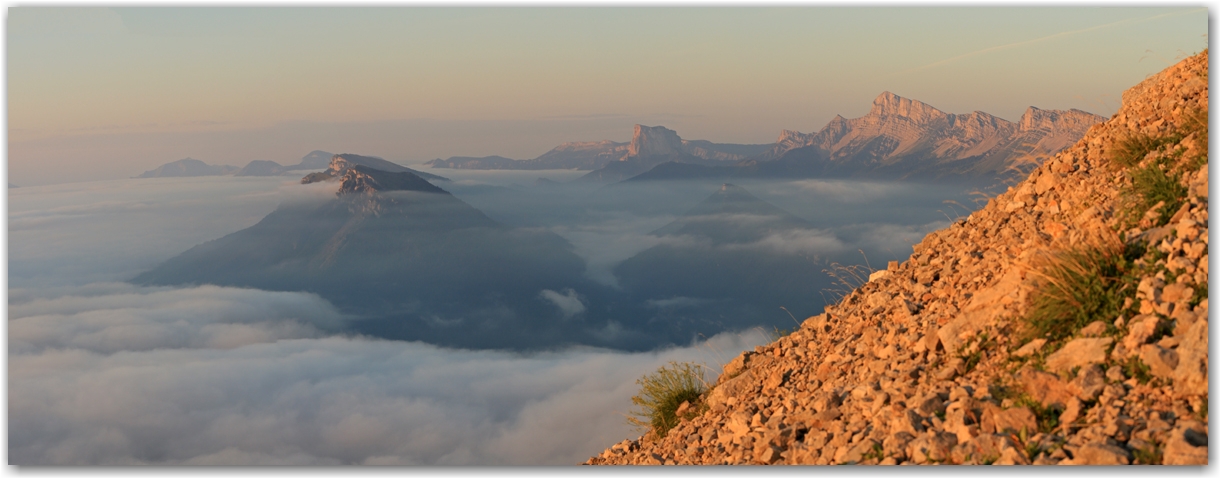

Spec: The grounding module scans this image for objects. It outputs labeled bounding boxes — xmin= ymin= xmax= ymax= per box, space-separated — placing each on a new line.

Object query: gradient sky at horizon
xmin=8 ymin=7 xmax=1210 ymax=186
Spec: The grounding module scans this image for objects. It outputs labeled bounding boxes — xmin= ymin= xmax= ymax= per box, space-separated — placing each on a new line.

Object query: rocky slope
xmin=587 ymin=51 xmax=1208 ymax=466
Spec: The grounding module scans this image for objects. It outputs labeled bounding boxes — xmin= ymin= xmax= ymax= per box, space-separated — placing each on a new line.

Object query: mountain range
xmin=424 ymin=126 xmax=771 ymax=172
xmin=135 ymin=151 xmax=450 ymax=181
xmin=425 ymin=92 xmax=1104 ymax=183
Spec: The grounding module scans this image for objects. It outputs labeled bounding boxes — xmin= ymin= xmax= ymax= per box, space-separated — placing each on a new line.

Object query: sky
xmin=6 ymin=6 xmax=1209 ymax=186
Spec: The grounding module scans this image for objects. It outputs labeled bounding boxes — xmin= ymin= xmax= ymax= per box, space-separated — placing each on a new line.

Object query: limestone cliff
xmin=760 ymin=92 xmax=1104 ymax=180
xmin=587 ymin=51 xmax=1208 ymax=466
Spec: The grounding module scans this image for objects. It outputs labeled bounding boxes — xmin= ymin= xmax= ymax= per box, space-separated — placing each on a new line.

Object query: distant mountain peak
xmin=628 ymin=125 xmax=684 ymax=157
xmin=136 ymin=158 xmax=238 ymax=178
xmin=869 ymin=91 xmax=947 ymax=123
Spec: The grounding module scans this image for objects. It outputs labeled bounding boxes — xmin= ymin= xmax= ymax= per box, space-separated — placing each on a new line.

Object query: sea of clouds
xmin=8 ymin=174 xmax=772 ymax=465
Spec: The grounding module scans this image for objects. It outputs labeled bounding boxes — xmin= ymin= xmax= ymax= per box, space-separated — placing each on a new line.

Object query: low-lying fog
xmin=8 ymin=170 xmax=987 ymax=464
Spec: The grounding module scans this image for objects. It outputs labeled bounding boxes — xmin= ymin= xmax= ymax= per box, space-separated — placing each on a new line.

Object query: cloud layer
xmin=9 ymin=282 xmax=767 ymax=465
xmin=8 ymin=176 xmax=773 ymax=464
xmin=7 ymin=173 xmax=978 ymax=464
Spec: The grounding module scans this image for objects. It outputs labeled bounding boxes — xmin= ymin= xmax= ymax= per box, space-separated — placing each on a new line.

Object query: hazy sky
xmin=8 ymin=7 xmax=1210 ymax=185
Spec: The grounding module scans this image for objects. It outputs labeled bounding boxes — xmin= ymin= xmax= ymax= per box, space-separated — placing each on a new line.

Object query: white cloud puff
xmin=539 ymin=288 xmax=586 ymax=318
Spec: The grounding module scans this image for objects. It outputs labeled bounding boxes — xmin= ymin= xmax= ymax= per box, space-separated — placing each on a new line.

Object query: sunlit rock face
xmin=754 ymin=91 xmax=1104 ymax=180
xmin=627 ymin=125 xmax=684 ymax=157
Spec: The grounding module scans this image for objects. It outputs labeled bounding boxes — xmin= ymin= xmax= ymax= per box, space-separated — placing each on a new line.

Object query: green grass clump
xmin=1122 ymin=355 xmax=1154 ymax=385
xmin=1111 ymin=133 xmax=1179 ymax=169
xmin=1023 ymin=239 xmax=1141 ymax=344
xmin=1181 ymin=107 xmax=1208 ymax=169
xmin=1129 ymin=163 xmax=1188 ymax=227
xmin=627 ymin=362 xmax=708 ymax=438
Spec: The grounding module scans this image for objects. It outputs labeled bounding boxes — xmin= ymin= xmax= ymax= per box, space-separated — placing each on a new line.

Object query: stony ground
xmin=586 ymin=51 xmax=1209 ymax=466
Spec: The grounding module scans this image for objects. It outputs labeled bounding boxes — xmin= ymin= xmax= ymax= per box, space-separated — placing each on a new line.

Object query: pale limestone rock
xmin=1013 ymin=339 xmax=1046 ymax=357
xmin=1044 ymin=337 xmax=1114 ymax=374
xmin=1122 ymin=314 xmax=1161 ymax=352
xmin=1019 ymin=369 xmax=1080 ymax=409
xmin=1138 ymin=344 xmax=1179 ymax=379
xmin=1063 ymin=443 xmax=1130 ymax=465
xmin=1172 ymin=319 xmax=1209 ymax=397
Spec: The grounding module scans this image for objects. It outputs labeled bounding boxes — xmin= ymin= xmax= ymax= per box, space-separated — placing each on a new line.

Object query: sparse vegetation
xmin=1022 ymin=236 xmax=1141 ymax=344
xmin=1110 ymin=132 xmax=1179 ymax=169
xmin=959 ymin=332 xmax=997 ymax=374
xmin=860 ymin=443 xmax=885 ymax=462
xmin=820 ymin=260 xmax=873 ymax=305
xmin=1012 ymin=394 xmax=1062 ymax=434
xmin=1114 ymin=105 xmax=1208 ymax=229
xmin=1122 ymin=355 xmax=1154 ymax=385
xmin=1132 ymin=439 xmax=1164 ymax=465
xmin=765 ymin=326 xmax=794 ymax=342
xmin=627 ymin=362 xmax=709 ymax=438
xmin=1128 ymin=161 xmax=1188 ymax=227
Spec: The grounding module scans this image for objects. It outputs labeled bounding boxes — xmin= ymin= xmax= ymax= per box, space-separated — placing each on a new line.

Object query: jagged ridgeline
xmin=587 ymin=51 xmax=1208 ymax=466
xmin=134 ymin=154 xmax=601 ymax=349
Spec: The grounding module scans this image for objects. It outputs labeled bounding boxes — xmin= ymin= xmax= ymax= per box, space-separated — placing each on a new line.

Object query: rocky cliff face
xmin=587 ymin=51 xmax=1208 ymax=466
xmin=335 ymin=165 xmax=449 ymax=196
xmin=628 ymin=125 xmax=685 ymax=157
xmin=763 ymin=92 xmax=1104 ymax=180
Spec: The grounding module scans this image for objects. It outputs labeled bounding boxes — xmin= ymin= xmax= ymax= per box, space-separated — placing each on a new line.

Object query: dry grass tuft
xmin=1022 ymin=233 xmax=1141 ymax=344
xmin=627 ymin=362 xmax=709 ymax=438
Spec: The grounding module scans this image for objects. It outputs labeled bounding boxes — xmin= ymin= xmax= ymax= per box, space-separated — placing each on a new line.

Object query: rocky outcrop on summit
xmin=301 ymin=153 xmax=449 ymax=183
xmin=135 ymin=158 xmax=238 ymax=178
xmin=587 ymin=52 xmax=1208 ymax=465
xmin=628 ymin=125 xmax=685 ymax=157
xmin=748 ymin=92 xmax=1104 ymax=180
xmin=335 ymin=165 xmax=449 ymax=196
